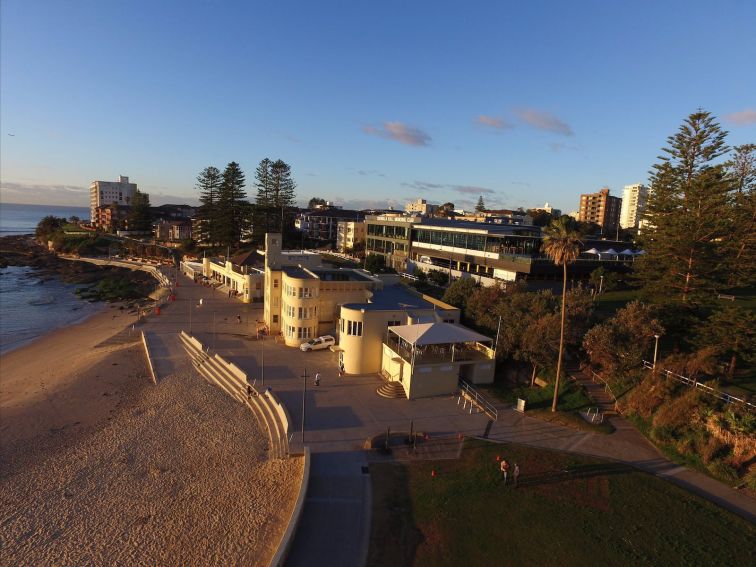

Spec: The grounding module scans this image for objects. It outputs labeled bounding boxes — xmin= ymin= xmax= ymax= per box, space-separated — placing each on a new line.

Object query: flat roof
xmin=282 ymin=266 xmax=318 ymax=279
xmin=417 ymin=218 xmax=539 ymax=234
xmin=342 ymin=284 xmax=435 ymax=311
xmin=310 ymin=268 xmax=373 ymax=282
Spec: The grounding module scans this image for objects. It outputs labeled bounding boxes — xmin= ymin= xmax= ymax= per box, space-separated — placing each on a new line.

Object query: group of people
xmin=499 ymin=459 xmax=521 ymax=487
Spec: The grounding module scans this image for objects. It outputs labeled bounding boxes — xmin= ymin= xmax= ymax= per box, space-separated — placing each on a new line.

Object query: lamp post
xmin=653 ymin=334 xmax=661 ymax=371
xmin=301 ymin=368 xmax=309 ymax=445
xmin=598 ymin=275 xmax=604 ymax=295
xmin=261 ymin=331 xmax=265 ymax=386
xmin=213 ymin=311 xmax=217 ymax=352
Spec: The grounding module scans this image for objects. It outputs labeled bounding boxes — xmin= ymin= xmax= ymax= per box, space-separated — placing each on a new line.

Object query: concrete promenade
xmin=134 ymin=266 xmax=755 ymax=566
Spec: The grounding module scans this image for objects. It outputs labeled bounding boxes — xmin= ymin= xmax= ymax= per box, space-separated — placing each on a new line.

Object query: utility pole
xmin=653 ymin=334 xmax=661 ymax=371
xmin=213 ymin=311 xmax=216 ymax=351
xmin=189 ymin=298 xmax=192 ymax=335
xmin=261 ymin=331 xmax=265 ymax=386
xmin=301 ymin=368 xmax=309 ymax=445
xmin=495 ymin=315 xmax=502 ymax=354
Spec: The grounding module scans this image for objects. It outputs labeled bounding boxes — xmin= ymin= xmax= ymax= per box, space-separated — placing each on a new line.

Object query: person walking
xmin=246 ymin=384 xmax=252 ymax=400
xmin=500 ymin=459 xmax=509 ymax=485
xmin=236 ymin=314 xmax=242 ymax=324
xmin=314 ymin=372 xmax=321 ymax=387
xmin=338 ymin=362 xmax=345 ymax=377
xmin=513 ymin=463 xmax=520 ymax=487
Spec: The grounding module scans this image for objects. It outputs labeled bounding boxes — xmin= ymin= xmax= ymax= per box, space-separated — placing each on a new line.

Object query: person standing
xmin=236 ymin=314 xmax=242 ymax=324
xmin=513 ymin=463 xmax=520 ymax=487
xmin=500 ymin=459 xmax=509 ymax=485
xmin=314 ymin=372 xmax=321 ymax=386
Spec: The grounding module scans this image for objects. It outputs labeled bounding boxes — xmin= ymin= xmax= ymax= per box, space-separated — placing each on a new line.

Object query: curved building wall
xmin=281 ymin=274 xmax=320 ymax=347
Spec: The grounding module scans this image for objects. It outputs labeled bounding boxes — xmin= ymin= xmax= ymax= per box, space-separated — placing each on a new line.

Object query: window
xmin=346 ymin=320 xmax=362 ymax=336
xmin=298 ymin=306 xmax=303 ymax=319
xmin=273 ymin=315 xmax=278 ymax=323
xmin=274 ymin=279 xmax=279 ymax=288
xmin=387 ymin=320 xmax=401 ymax=327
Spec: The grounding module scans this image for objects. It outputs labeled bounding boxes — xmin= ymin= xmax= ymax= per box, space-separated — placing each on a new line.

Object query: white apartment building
xmin=619 ymin=183 xmax=649 ymax=229
xmin=405 ymin=198 xmax=438 ymax=216
xmin=90 ymin=175 xmax=137 ymax=226
xmin=336 ymin=220 xmax=366 ymax=252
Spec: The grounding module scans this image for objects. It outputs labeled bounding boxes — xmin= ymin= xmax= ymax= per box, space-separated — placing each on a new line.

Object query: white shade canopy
xmin=636 ymin=250 xmax=646 ymax=255
xmin=603 ymin=248 xmax=618 ymax=255
xmin=620 ymin=249 xmax=636 ymax=255
xmin=389 ymin=322 xmax=492 ymax=346
xmin=584 ymin=248 xmax=599 ymax=254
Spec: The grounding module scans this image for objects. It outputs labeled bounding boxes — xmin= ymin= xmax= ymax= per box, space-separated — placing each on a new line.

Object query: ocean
xmin=0 ymin=203 xmax=99 ymax=354
xmin=0 ymin=202 xmax=90 ymax=236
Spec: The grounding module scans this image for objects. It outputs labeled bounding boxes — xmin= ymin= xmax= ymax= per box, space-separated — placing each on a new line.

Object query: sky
xmin=1 ymin=0 xmax=755 ymax=213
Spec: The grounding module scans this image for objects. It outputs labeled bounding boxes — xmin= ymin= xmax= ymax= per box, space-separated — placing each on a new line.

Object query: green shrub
xmin=707 ymin=460 xmax=739 ymax=483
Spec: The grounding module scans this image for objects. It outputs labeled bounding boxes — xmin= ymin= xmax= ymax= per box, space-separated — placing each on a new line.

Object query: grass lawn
xmin=594 ymin=288 xmax=642 ymax=317
xmin=368 ymin=439 xmax=755 ymax=567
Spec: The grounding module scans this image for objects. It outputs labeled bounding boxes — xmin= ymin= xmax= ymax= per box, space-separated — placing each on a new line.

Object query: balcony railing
xmin=384 ymin=336 xmax=494 ymax=365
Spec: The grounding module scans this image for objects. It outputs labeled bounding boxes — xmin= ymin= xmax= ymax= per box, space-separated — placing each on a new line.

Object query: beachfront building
xmin=336 ymin=220 xmax=366 ymax=253
xmin=578 ymin=188 xmax=622 ymax=234
xmin=365 ymin=213 xmax=420 ymax=272
xmin=619 ymin=183 xmax=649 ymax=230
xmin=90 ymin=176 xmax=137 ymax=228
xmin=94 ymin=204 xmax=130 ymax=233
xmin=263 ymin=233 xmax=383 ymax=343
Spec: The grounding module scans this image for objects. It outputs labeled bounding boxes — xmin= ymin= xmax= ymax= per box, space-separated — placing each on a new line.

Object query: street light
xmin=598 ymin=275 xmax=604 ymax=295
xmin=653 ymin=334 xmax=661 ymax=371
xmin=301 ymin=368 xmax=309 ymax=445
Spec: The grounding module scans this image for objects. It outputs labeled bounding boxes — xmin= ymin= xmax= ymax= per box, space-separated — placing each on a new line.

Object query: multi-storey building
xmin=619 ymin=183 xmax=649 ymax=230
xmin=94 ymin=204 xmax=130 ymax=233
xmin=365 ymin=214 xmax=420 ymax=271
xmin=336 ymin=220 xmax=366 ymax=253
xmin=405 ymin=198 xmax=439 ymax=216
xmin=296 ymin=207 xmax=365 ymax=242
xmin=578 ymin=188 xmax=622 ymax=233
xmin=155 ymin=219 xmax=192 ymax=242
xmin=90 ymin=175 xmax=137 ymax=227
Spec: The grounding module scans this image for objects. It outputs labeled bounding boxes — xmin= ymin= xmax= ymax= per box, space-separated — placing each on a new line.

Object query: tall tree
xmin=195 ymin=166 xmax=222 ymax=244
xmin=695 ymin=307 xmax=756 ymax=379
xmin=475 ymin=196 xmax=486 ymax=212
xmin=216 ymin=162 xmax=248 ymax=248
xmin=725 ymin=144 xmax=756 ymax=286
xmin=635 ymin=111 xmax=733 ymax=304
xmin=253 ymin=158 xmax=273 ymax=240
xmin=542 ymin=216 xmax=582 ymax=412
xmin=128 ymin=190 xmax=152 ymax=232
xmin=308 ymin=197 xmax=326 ymax=209
xmin=270 ymin=159 xmax=297 ymax=238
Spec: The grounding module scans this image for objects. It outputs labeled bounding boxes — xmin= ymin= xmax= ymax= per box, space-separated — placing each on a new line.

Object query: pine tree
xmin=216 ymin=162 xmax=248 ymax=248
xmin=253 ymin=158 xmax=273 ymax=240
xmin=635 ymin=111 xmax=734 ymax=304
xmin=270 ymin=159 xmax=297 ymax=240
xmin=128 ymin=190 xmax=152 ymax=232
xmin=195 ymin=166 xmax=222 ymax=244
xmin=475 ymin=195 xmax=486 ymax=212
xmin=725 ymin=144 xmax=756 ymax=286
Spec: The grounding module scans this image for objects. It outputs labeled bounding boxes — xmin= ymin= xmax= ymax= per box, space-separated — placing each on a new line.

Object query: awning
xmin=389 ymin=322 xmax=492 ymax=346
xmin=584 ymin=248 xmax=599 ymax=254
xmin=603 ymin=248 xmax=618 ymax=255
xmin=620 ymin=249 xmax=635 ymax=255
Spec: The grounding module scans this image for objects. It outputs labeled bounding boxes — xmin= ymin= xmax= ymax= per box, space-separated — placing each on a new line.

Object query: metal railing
xmin=584 ymin=367 xmax=620 ymax=413
xmin=458 ymin=379 xmax=498 ymax=421
xmin=642 ymin=360 xmax=755 ymax=412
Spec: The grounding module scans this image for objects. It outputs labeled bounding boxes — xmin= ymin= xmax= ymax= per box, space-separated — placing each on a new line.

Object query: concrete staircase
xmin=568 ymin=364 xmax=618 ymax=416
xmin=179 ymin=331 xmax=291 ymax=460
xmin=377 ymin=380 xmax=407 ymax=399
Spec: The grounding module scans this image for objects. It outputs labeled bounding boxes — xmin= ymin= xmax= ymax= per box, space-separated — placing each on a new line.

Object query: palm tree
xmin=542 ymin=217 xmax=583 ymax=412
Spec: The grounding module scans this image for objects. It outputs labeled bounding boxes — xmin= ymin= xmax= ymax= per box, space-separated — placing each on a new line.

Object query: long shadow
xmin=517 ymin=462 xmax=635 ymax=488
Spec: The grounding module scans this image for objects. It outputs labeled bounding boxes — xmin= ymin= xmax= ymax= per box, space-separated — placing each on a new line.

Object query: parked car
xmin=300 ymin=335 xmax=335 ymax=351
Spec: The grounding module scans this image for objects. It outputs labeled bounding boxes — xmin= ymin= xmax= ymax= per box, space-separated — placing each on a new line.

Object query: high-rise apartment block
xmin=578 ymin=188 xmax=621 ymax=233
xmin=90 ymin=175 xmax=137 ymax=226
xmin=619 ymin=183 xmax=649 ymax=229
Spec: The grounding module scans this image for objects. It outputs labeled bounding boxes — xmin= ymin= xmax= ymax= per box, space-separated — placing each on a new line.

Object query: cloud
xmin=401 ymin=181 xmax=445 ymax=191
xmin=362 ymin=122 xmax=431 ymax=146
xmin=514 ymin=108 xmax=574 ymax=136
xmin=549 ymin=142 xmax=581 ymax=152
xmin=451 ymin=185 xmax=496 ymax=195
xmin=724 ymin=108 xmax=756 ymax=125
xmin=475 ymin=115 xmax=514 ymax=130
xmin=328 ymin=197 xmax=401 ymax=210
xmin=356 ymin=169 xmax=387 ymax=178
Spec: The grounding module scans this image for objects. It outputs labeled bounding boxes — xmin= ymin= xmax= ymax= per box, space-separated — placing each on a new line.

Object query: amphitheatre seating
xmin=179 ymin=331 xmax=291 ymax=460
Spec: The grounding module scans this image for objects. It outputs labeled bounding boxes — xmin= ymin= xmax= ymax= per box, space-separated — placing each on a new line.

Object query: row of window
xmin=285 ymin=325 xmax=313 ymax=339
xmin=284 ymin=303 xmax=318 ymax=320
xmin=341 ymin=318 xmax=363 ymax=336
xmin=283 ymin=283 xmax=316 ymax=298
xmin=367 ymin=224 xmax=408 ymax=238
xmin=366 ymin=238 xmax=408 ymax=254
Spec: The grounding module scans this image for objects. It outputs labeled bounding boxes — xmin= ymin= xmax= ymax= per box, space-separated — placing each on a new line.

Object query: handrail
xmin=642 ymin=360 xmax=755 ymax=412
xmin=458 ymin=379 xmax=498 ymax=421
xmin=584 ymin=367 xmax=620 ymax=413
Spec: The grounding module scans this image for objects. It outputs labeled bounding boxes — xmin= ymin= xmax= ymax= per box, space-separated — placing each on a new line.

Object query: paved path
xmin=128 ymin=267 xmax=755 ymax=567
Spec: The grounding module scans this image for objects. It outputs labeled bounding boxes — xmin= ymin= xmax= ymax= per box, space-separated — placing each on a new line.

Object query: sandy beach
xmin=1 ymin=308 xmax=302 ymax=565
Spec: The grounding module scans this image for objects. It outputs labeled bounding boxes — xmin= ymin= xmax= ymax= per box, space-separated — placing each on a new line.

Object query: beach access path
xmin=145 ymin=268 xmax=755 ymax=567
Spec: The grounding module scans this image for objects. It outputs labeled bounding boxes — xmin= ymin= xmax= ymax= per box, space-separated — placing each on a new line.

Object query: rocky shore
xmin=0 ymin=235 xmax=156 ymax=302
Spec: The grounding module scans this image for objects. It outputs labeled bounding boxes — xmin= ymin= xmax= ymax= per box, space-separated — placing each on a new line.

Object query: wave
xmin=28 ymin=296 xmax=56 ymax=306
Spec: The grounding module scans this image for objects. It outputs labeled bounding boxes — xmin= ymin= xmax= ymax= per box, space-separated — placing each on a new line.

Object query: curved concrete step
xmin=377 ymin=381 xmax=407 ymax=399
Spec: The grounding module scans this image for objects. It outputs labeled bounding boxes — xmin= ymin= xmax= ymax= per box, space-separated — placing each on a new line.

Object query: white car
xmin=300 ymin=335 xmax=335 ymax=352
